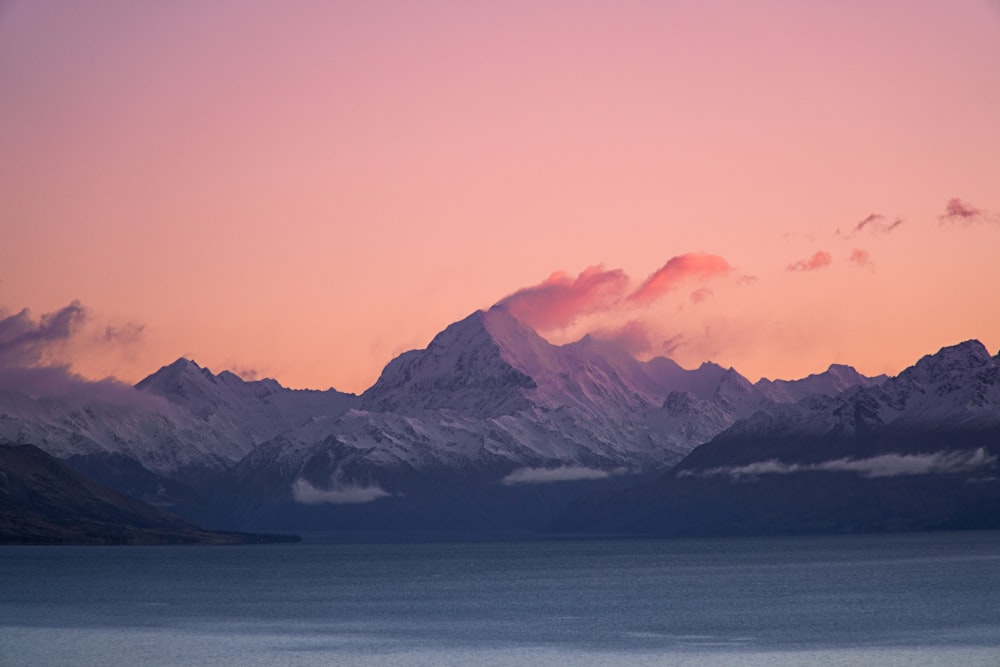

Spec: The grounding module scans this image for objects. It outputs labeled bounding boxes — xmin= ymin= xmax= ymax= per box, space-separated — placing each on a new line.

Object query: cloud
xmin=500 ymin=465 xmax=619 ymax=485
xmin=592 ymin=320 xmax=654 ymax=356
xmin=0 ymin=301 xmax=165 ymax=409
xmin=849 ymin=248 xmax=872 ymax=268
xmin=848 ymin=213 xmax=903 ymax=237
xmin=939 ymin=197 xmax=999 ymax=225
xmin=103 ymin=322 xmax=145 ymax=345
xmin=628 ymin=253 xmax=732 ymax=304
xmin=230 ymin=365 xmax=260 ymax=381
xmin=497 ymin=265 xmax=629 ymax=331
xmin=0 ymin=364 xmax=170 ymax=410
xmin=690 ymin=287 xmax=713 ymax=304
xmin=679 ymin=448 xmax=996 ymax=481
xmin=291 ymin=478 xmax=392 ymax=504
xmin=660 ymin=333 xmax=686 ymax=357
xmin=786 ymin=251 xmax=832 ymax=272
xmin=0 ymin=301 xmax=86 ymax=367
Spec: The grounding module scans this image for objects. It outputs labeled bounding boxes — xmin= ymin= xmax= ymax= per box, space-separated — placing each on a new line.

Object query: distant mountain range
xmin=553 ymin=340 xmax=1000 ymax=536
xmin=2 ymin=305 xmax=996 ymax=539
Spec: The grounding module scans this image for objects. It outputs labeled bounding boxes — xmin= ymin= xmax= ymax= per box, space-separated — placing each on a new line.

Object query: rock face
xmin=0 ymin=443 xmax=297 ymax=545
xmin=0 ymin=306 xmax=888 ymax=534
xmin=553 ymin=341 xmax=1000 ymax=537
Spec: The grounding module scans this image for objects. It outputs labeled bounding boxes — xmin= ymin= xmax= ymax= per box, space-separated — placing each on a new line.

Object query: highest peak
xmin=136 ymin=357 xmax=209 ymax=388
xmin=432 ymin=306 xmax=547 ymax=353
xmin=166 ymin=357 xmax=202 ymax=372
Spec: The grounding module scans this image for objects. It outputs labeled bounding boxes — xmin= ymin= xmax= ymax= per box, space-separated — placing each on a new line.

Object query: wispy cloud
xmin=680 ymin=448 xmax=996 ymax=481
xmin=0 ymin=301 xmax=86 ymax=368
xmin=690 ymin=287 xmax=713 ymax=304
xmin=500 ymin=465 xmax=619 ymax=485
xmin=497 ymin=265 xmax=629 ymax=331
xmin=939 ymin=197 xmax=999 ymax=225
xmin=291 ymin=478 xmax=392 ymax=504
xmin=843 ymin=213 xmax=903 ymax=237
xmin=592 ymin=320 xmax=654 ymax=356
xmin=0 ymin=301 xmax=166 ymax=408
xmin=628 ymin=253 xmax=731 ymax=304
xmin=849 ymin=248 xmax=872 ymax=268
xmin=103 ymin=322 xmax=146 ymax=345
xmin=230 ymin=365 xmax=261 ymax=381
xmin=497 ymin=252 xmax=735 ymax=334
xmin=786 ymin=251 xmax=832 ymax=272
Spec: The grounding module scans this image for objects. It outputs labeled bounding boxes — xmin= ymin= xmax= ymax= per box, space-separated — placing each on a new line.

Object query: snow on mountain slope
xmin=0 ymin=307 xmax=887 ymax=509
xmin=712 ymin=340 xmax=1000 ymax=445
xmin=0 ymin=360 xmax=357 ymax=475
xmin=137 ymin=358 xmax=358 ymax=457
xmin=360 ymin=309 xmax=536 ymax=418
xmin=756 ymin=364 xmax=887 ymax=403
xmin=553 ymin=341 xmax=1000 ymax=538
xmin=256 ymin=309 xmax=889 ymax=501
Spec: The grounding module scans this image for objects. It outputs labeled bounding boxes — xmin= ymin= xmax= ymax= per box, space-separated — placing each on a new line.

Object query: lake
xmin=2 ymin=531 xmax=1000 ymax=666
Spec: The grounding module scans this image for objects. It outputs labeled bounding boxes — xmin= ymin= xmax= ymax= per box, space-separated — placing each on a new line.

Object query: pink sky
xmin=2 ymin=1 xmax=999 ymax=392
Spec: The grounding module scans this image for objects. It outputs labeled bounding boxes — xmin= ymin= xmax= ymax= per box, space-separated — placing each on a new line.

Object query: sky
xmin=2 ymin=0 xmax=999 ymax=393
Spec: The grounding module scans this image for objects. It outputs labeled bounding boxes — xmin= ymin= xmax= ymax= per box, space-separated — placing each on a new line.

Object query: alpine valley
xmin=3 ymin=305 xmax=998 ymax=540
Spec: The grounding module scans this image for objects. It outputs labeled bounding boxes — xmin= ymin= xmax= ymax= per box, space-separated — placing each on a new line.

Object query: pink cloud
xmin=849 ymin=248 xmax=872 ymax=268
xmin=660 ymin=333 xmax=686 ymax=357
xmin=628 ymin=253 xmax=732 ymax=304
xmin=498 ymin=265 xmax=629 ymax=331
xmin=690 ymin=287 xmax=713 ymax=304
xmin=786 ymin=251 xmax=832 ymax=272
xmin=855 ymin=213 xmax=903 ymax=235
xmin=939 ymin=197 xmax=998 ymax=225
xmin=592 ymin=320 xmax=654 ymax=356
xmin=837 ymin=213 xmax=903 ymax=238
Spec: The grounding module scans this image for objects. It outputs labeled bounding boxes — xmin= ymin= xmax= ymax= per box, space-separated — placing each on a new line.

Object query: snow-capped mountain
xmin=0 ymin=360 xmax=357 ymax=476
xmin=755 ymin=364 xmax=887 ymax=403
xmin=553 ymin=340 xmax=1000 ymax=537
xmin=715 ymin=340 xmax=1000 ymax=446
xmin=0 ymin=307 xmax=886 ymax=532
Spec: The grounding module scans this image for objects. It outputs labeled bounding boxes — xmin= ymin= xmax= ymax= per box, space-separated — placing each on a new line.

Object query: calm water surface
xmin=2 ymin=531 xmax=1000 ymax=666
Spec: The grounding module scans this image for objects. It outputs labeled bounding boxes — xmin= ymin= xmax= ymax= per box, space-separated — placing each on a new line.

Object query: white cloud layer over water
xmin=680 ymin=448 xmax=995 ymax=481
xmin=501 ymin=465 xmax=618 ymax=485
xmin=291 ymin=478 xmax=391 ymax=505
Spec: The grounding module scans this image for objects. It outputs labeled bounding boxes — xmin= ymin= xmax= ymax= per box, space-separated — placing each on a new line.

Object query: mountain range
xmin=2 ymin=305 xmax=996 ymax=539
xmin=554 ymin=340 xmax=1000 ymax=536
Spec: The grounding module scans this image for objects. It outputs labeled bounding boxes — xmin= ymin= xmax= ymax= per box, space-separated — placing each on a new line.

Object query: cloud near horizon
xmin=291 ymin=478 xmax=392 ymax=504
xmin=0 ymin=301 xmax=166 ymax=408
xmin=500 ymin=465 xmax=622 ymax=485
xmin=679 ymin=448 xmax=995 ymax=481
xmin=786 ymin=250 xmax=832 ymax=272
xmin=0 ymin=301 xmax=86 ymax=368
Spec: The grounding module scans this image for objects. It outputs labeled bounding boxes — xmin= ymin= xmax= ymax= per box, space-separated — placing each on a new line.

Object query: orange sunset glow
xmin=2 ymin=1 xmax=999 ymax=393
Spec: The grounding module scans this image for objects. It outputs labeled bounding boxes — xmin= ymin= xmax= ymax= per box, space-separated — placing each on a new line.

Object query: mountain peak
xmin=360 ymin=309 xmax=538 ymax=417
xmin=136 ymin=358 xmax=210 ymax=390
xmin=904 ymin=340 xmax=991 ymax=383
